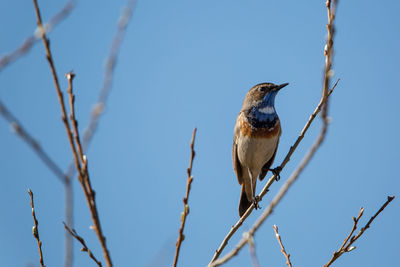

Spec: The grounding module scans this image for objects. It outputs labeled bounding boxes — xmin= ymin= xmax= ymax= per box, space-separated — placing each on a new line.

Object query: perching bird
xmin=232 ymin=82 xmax=288 ymax=217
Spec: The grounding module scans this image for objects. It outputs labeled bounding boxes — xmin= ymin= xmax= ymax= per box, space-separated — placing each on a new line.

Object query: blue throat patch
xmin=247 ymin=91 xmax=278 ymax=128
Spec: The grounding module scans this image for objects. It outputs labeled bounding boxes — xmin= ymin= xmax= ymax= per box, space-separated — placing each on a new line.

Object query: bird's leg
xmin=248 ymin=168 xmax=260 ymax=210
xmin=269 ymin=166 xmax=282 ymax=181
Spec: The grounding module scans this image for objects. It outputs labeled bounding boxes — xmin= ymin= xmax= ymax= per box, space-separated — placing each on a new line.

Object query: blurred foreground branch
xmin=64 ymin=3 xmax=136 ymax=262
xmin=247 ymin=235 xmax=260 ymax=267
xmin=0 ymin=0 xmax=75 ymax=72
xmin=65 ymin=0 xmax=137 ymax=179
xmin=0 ymin=100 xmax=67 ymax=184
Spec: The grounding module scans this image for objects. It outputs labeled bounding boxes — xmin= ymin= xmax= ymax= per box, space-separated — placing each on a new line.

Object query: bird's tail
xmin=239 ymin=185 xmax=251 ymax=217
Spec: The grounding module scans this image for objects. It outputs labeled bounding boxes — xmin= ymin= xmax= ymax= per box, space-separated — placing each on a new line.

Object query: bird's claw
xmin=253 ymin=196 xmax=260 ymax=210
xmin=270 ymin=166 xmax=282 ymax=181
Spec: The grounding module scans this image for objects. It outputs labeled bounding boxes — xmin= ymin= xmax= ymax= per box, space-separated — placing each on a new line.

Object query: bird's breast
xmin=239 ymin=114 xmax=281 ymax=139
xmin=236 ymin=114 xmax=281 ymax=171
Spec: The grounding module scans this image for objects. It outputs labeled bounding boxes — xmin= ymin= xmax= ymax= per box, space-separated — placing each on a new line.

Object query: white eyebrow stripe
xmin=258 ymin=106 xmax=275 ymax=114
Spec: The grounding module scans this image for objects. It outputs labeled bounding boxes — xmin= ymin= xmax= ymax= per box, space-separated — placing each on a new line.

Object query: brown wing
xmin=232 ymin=142 xmax=243 ymax=184
xmin=233 ymin=113 xmax=243 ymax=184
xmin=259 ymin=139 xmax=279 ymax=181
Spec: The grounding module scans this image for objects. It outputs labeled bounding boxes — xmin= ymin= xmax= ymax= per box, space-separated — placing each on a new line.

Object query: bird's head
xmin=242 ymin=82 xmax=288 ymax=111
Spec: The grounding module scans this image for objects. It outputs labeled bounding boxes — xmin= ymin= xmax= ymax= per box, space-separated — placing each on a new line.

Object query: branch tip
xmin=173 ymin=128 xmax=197 ymax=267
xmin=28 ymin=189 xmax=45 ymax=267
xmin=324 ymin=195 xmax=395 ymax=267
xmin=64 ymin=222 xmax=102 ymax=267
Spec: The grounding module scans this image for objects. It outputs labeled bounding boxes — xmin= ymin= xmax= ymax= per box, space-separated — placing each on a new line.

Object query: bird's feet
xmin=253 ymin=196 xmax=260 ymax=210
xmin=269 ymin=166 xmax=282 ymax=181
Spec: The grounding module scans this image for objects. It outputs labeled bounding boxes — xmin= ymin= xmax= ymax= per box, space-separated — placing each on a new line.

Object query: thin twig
xmin=173 ymin=128 xmax=197 ymax=267
xmin=324 ymin=196 xmax=395 ymax=267
xmin=209 ymin=79 xmax=339 ymax=265
xmin=65 ymin=71 xmax=112 ymax=266
xmin=246 ymin=235 xmax=261 ymax=267
xmin=0 ymin=0 xmax=75 ymax=72
xmin=65 ymin=0 xmax=137 ymax=179
xmin=66 ymin=71 xmax=84 ymax=163
xmin=28 ymin=189 xmax=45 ymax=267
xmin=209 ymin=1 xmax=338 ymax=265
xmin=32 ymin=1 xmax=112 ymax=265
xmin=345 ymin=197 xmax=394 ymax=248
xmin=0 ymin=98 xmax=74 ymax=267
xmin=337 ymin=207 xmax=364 ymax=255
xmin=273 ymin=225 xmax=292 ymax=267
xmin=63 ymin=222 xmax=102 ymax=267
xmin=0 ymin=99 xmax=67 ymax=184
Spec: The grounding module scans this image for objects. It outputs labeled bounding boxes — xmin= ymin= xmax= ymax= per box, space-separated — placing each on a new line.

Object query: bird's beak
xmin=275 ymin=83 xmax=289 ymax=91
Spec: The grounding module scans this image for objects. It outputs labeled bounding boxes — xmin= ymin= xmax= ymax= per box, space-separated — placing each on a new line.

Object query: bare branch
xmin=324 ymin=196 xmax=395 ymax=267
xmin=66 ymin=71 xmax=84 ymax=164
xmin=173 ymin=128 xmax=197 ymax=267
xmin=32 ymin=1 xmax=112 ymax=265
xmin=0 ymin=0 xmax=75 ymax=72
xmin=273 ymin=225 xmax=292 ymax=267
xmin=28 ymin=189 xmax=45 ymax=267
xmin=63 ymin=222 xmax=102 ymax=267
xmin=209 ymin=1 xmax=339 ymax=265
xmin=337 ymin=207 xmax=364 ymax=254
xmin=65 ymin=71 xmax=112 ymax=266
xmin=246 ymin=235 xmax=260 ymax=267
xmin=2 ymin=1 xmax=135 ymax=265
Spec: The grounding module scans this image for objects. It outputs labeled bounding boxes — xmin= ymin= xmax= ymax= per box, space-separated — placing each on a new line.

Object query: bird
xmin=232 ymin=82 xmax=288 ymax=217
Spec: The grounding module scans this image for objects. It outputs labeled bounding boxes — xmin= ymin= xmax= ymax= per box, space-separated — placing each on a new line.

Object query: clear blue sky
xmin=1 ymin=1 xmax=399 ymax=266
